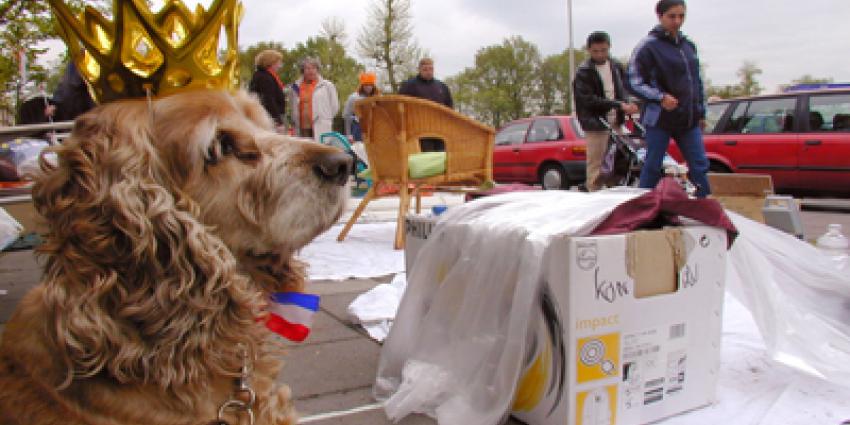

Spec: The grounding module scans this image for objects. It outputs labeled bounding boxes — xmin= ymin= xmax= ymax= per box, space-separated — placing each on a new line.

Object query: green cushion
xmin=407 ymin=152 xmax=446 ymax=179
xmin=357 ymin=152 xmax=448 ymax=180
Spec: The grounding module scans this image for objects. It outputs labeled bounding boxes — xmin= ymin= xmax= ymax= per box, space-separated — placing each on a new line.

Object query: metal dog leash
xmin=209 ymin=346 xmax=256 ymax=425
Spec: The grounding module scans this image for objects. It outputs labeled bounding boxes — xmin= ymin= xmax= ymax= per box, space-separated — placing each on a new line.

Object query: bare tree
xmin=320 ymin=17 xmax=348 ymax=46
xmin=356 ymin=0 xmax=422 ymax=92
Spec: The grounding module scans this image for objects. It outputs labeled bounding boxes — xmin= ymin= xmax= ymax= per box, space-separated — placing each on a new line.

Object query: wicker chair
xmin=337 ymin=95 xmax=495 ymax=249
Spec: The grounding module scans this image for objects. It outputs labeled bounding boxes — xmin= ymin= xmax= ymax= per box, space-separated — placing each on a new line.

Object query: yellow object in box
xmin=512 ymin=226 xmax=727 ymax=425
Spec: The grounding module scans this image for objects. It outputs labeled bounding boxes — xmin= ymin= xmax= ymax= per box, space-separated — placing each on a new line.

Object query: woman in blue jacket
xmin=628 ymin=0 xmax=711 ymax=197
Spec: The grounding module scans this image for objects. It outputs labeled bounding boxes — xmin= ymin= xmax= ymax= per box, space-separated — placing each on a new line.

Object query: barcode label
xmin=669 ymin=323 xmax=685 ymax=339
xmin=624 ymin=345 xmax=660 ymax=359
xmin=644 ymin=387 xmax=664 ymax=405
xmin=645 ymin=377 xmax=664 ymax=389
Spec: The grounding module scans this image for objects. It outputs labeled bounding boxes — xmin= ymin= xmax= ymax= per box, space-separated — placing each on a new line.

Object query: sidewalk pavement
xmin=1 ymin=190 xmax=848 ymax=424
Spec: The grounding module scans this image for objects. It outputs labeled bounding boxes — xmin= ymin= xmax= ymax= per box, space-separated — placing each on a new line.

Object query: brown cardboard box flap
xmin=708 ymin=173 xmax=773 ymax=196
xmin=626 ymin=228 xmax=686 ymax=298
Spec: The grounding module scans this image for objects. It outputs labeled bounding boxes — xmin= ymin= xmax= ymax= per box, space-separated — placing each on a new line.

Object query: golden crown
xmin=49 ymin=0 xmax=243 ymax=104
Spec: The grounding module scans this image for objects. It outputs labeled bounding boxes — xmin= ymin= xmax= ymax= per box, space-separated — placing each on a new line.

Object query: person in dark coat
xmin=49 ymin=61 xmax=96 ymax=122
xmin=41 ymin=56 xmax=96 ymax=123
xmin=399 ymin=57 xmax=453 ymax=109
xmin=398 ymin=57 xmax=453 ymax=151
xmin=627 ymin=0 xmax=711 ymax=197
xmin=248 ymin=49 xmax=287 ymax=131
xmin=573 ymin=31 xmax=639 ymax=191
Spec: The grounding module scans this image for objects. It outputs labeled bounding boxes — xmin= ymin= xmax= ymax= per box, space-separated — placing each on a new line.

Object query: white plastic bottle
xmin=815 ymin=224 xmax=850 ymax=270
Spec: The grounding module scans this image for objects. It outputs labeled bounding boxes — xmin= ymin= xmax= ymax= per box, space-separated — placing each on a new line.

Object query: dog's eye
xmin=218 ymin=132 xmax=236 ymax=156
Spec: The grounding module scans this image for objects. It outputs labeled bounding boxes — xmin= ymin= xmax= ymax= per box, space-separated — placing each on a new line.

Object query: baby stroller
xmin=598 ymin=117 xmax=645 ymax=187
xmin=319 ymin=132 xmax=370 ymax=187
xmin=599 ymin=117 xmax=693 ymax=192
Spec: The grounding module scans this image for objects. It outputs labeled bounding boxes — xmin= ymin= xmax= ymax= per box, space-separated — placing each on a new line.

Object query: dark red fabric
xmin=591 ymin=177 xmax=738 ymax=247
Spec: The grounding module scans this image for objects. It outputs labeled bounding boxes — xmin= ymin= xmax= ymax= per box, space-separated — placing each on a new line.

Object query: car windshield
xmin=527 ymin=119 xmax=562 ymax=142
xmin=495 ymin=122 xmax=530 ymax=145
xmin=704 ymin=103 xmax=730 ymax=133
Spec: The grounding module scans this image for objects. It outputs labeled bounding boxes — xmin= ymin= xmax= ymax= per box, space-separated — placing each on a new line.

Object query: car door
xmin=691 ymin=101 xmax=736 ymax=170
xmin=713 ymin=97 xmax=800 ymax=190
xmin=798 ymin=92 xmax=850 ymax=191
xmin=492 ymin=121 xmax=531 ymax=182
xmin=515 ymin=118 xmax=566 ymax=183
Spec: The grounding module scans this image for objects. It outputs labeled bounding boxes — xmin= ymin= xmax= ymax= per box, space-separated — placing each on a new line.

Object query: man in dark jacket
xmin=573 ymin=31 xmax=638 ymax=191
xmin=399 ymin=57 xmax=453 ymax=151
xmin=627 ymin=0 xmax=711 ymax=197
xmin=399 ymin=57 xmax=453 ymax=108
xmin=44 ymin=60 xmax=96 ymax=122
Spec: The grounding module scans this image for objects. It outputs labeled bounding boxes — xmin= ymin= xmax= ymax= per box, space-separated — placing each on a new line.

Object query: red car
xmin=668 ymin=88 xmax=850 ymax=194
xmin=493 ymin=115 xmax=588 ymax=189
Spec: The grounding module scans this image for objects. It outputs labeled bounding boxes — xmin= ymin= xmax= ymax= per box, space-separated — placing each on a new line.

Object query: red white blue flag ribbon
xmin=265 ymin=292 xmax=320 ymax=342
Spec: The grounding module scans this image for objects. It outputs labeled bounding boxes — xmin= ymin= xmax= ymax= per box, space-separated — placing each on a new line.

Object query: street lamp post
xmin=567 ymin=0 xmax=575 ymax=112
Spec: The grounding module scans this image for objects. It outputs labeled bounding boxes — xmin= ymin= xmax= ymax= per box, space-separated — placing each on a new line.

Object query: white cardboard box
xmin=512 ymin=226 xmax=727 ymax=425
xmin=404 ymin=213 xmax=438 ymax=273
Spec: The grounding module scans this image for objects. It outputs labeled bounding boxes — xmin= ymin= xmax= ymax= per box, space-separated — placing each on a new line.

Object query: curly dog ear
xmin=32 ymin=101 xmax=265 ymax=394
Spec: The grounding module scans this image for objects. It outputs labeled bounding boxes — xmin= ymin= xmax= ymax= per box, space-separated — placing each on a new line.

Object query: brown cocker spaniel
xmin=0 ymin=90 xmax=352 ymax=424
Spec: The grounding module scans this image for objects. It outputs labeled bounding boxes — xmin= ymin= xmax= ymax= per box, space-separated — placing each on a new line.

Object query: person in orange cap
xmin=343 ymin=72 xmax=380 ymax=141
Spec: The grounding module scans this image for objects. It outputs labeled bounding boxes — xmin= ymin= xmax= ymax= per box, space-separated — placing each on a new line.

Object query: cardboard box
xmin=512 ymin=226 xmax=727 ymax=425
xmin=404 ymin=213 xmax=438 ymax=273
xmin=708 ymin=173 xmax=773 ymax=223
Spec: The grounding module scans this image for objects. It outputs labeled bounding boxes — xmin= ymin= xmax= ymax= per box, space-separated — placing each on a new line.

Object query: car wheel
xmin=540 ymin=164 xmax=569 ymax=190
xmin=708 ymin=161 xmax=731 ymax=173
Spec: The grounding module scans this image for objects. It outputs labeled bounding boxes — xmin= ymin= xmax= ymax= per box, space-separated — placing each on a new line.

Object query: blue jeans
xmin=351 ymin=121 xmax=363 ymax=141
xmin=639 ymin=125 xmax=711 ymax=197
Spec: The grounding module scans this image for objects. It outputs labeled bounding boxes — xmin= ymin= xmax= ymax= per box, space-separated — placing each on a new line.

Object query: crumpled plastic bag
xmin=725 ymin=211 xmax=850 ymax=385
xmin=0 ymin=207 xmax=23 ymax=251
xmin=348 ymin=272 xmax=407 ymax=342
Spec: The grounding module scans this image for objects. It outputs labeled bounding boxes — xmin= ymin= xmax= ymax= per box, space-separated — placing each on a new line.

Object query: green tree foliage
xmin=737 ymin=61 xmax=762 ymax=96
xmin=356 ymin=0 xmax=422 ymax=92
xmin=238 ymin=41 xmax=294 ymax=87
xmin=705 ymin=60 xmax=764 ymax=99
xmin=539 ymin=48 xmax=586 ymax=115
xmin=0 ymin=0 xmax=104 ymax=123
xmin=791 ymin=74 xmax=834 ymax=85
xmin=449 ymin=36 xmax=542 ymax=128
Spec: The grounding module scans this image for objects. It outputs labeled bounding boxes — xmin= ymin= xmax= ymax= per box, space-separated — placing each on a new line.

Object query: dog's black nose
xmin=313 ymin=152 xmax=353 ymax=186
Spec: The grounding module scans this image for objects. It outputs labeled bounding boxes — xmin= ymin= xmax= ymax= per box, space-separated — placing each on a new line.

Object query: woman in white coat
xmin=290 ymin=57 xmax=339 ymax=140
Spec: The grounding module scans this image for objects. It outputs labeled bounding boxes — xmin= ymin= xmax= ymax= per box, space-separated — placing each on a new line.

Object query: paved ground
xmin=1 ymin=193 xmax=848 ymax=424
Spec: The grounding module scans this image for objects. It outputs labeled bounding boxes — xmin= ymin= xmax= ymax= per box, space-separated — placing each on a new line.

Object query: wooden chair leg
xmin=394 ymin=183 xmax=412 ymax=250
xmin=338 ymin=185 xmax=377 ymax=242
xmin=413 ymin=185 xmax=422 ymax=214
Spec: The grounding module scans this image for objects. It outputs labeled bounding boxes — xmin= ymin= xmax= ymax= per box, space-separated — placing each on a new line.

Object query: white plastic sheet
xmin=299 ymin=222 xmax=404 ymax=280
xmin=374 ymin=189 xmax=850 ymax=425
xmin=0 ymin=207 xmax=23 ymax=251
xmin=725 ymin=212 xmax=850 ymax=385
xmin=348 ymin=272 xmax=407 ymax=342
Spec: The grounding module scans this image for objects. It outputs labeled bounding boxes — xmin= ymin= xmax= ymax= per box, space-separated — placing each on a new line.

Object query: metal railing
xmin=0 ymin=121 xmax=74 ymax=143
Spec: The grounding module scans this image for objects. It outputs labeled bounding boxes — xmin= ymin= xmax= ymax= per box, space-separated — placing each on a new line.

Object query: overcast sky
xmin=57 ymin=0 xmax=850 ymax=93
